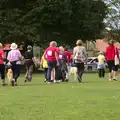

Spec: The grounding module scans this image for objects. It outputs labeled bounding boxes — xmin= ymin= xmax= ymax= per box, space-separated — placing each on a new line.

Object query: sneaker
xmin=2 ymin=83 xmax=7 ymax=86
xmin=77 ymin=76 xmax=82 ymax=82
xmin=24 ymin=80 xmax=27 ymax=82
xmin=65 ymin=79 xmax=69 ymax=82
xmin=47 ymin=81 xmax=51 ymax=84
xmin=58 ymin=80 xmax=62 ymax=83
xmin=113 ymin=77 xmax=117 ymax=81
xmin=54 ymin=80 xmax=57 ymax=83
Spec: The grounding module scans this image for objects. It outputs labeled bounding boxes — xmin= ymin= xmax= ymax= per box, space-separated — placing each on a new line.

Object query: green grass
xmin=0 ymin=73 xmax=120 ymax=120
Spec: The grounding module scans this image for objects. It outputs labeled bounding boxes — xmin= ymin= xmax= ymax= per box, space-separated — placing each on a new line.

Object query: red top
xmin=106 ymin=46 xmax=119 ymax=61
xmin=45 ymin=46 xmax=57 ymax=61
xmin=0 ymin=50 xmax=4 ymax=64
xmin=65 ymin=51 xmax=72 ymax=63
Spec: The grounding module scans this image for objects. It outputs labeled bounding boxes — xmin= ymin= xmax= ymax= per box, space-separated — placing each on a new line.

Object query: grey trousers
xmin=25 ymin=64 xmax=33 ymax=82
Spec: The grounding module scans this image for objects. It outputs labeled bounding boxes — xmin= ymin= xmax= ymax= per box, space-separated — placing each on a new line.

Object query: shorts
xmin=112 ymin=65 xmax=118 ymax=71
xmin=107 ymin=60 xmax=115 ymax=72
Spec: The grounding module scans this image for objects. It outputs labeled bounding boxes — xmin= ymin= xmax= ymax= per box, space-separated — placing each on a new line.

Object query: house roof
xmin=96 ymin=39 xmax=120 ymax=52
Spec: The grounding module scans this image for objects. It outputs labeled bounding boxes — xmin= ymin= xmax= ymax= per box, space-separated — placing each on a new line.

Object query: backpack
xmin=74 ymin=47 xmax=85 ymax=63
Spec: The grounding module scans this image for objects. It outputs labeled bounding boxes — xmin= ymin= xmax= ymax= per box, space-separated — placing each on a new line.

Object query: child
xmin=41 ymin=55 xmax=48 ymax=82
xmin=97 ymin=51 xmax=105 ymax=78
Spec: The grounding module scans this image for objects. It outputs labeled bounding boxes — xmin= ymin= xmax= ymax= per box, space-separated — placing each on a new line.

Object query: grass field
xmin=0 ymin=73 xmax=120 ymax=120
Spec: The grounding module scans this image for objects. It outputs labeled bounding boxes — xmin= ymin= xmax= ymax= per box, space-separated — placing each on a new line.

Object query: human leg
xmin=0 ymin=64 xmax=6 ymax=85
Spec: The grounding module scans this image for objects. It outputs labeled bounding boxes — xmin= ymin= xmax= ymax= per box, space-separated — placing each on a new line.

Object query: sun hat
xmin=10 ymin=43 xmax=18 ymax=50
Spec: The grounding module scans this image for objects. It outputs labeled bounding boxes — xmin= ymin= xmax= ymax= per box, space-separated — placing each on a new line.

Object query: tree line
xmin=0 ymin=0 xmax=108 ymax=46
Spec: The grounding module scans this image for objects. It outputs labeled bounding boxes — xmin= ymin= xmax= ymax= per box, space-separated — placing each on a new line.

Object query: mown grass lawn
xmin=0 ymin=73 xmax=120 ymax=120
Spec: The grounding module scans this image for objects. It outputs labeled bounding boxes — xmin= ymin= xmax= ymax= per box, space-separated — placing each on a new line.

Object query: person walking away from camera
xmin=64 ymin=47 xmax=73 ymax=81
xmin=24 ymin=45 xmax=34 ymax=82
xmin=44 ymin=41 xmax=59 ymax=83
xmin=106 ymin=40 xmax=119 ymax=81
xmin=73 ymin=40 xmax=87 ymax=82
xmin=58 ymin=46 xmax=68 ymax=82
xmin=41 ymin=54 xmax=48 ymax=82
xmin=0 ymin=43 xmax=6 ymax=86
xmin=97 ymin=51 xmax=105 ymax=78
xmin=7 ymin=43 xmax=22 ymax=86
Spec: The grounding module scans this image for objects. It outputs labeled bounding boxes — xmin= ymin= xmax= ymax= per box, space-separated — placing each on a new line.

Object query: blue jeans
xmin=11 ymin=64 xmax=20 ymax=82
xmin=47 ymin=60 xmax=58 ymax=82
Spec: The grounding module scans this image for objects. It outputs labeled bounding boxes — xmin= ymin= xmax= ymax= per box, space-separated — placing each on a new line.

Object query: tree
xmin=104 ymin=0 xmax=120 ymax=29
xmin=0 ymin=0 xmax=107 ymax=45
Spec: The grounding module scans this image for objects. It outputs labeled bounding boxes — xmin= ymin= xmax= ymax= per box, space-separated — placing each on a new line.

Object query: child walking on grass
xmin=97 ymin=51 xmax=105 ymax=78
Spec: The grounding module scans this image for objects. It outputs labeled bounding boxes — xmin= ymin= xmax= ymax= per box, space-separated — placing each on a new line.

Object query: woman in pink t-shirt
xmin=44 ymin=41 xmax=59 ymax=83
xmin=0 ymin=43 xmax=6 ymax=85
xmin=106 ymin=40 xmax=119 ymax=81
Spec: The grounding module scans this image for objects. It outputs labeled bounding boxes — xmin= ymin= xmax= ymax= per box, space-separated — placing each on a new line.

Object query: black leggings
xmin=75 ymin=63 xmax=84 ymax=80
xmin=98 ymin=69 xmax=105 ymax=78
xmin=107 ymin=60 xmax=114 ymax=72
xmin=0 ymin=64 xmax=5 ymax=80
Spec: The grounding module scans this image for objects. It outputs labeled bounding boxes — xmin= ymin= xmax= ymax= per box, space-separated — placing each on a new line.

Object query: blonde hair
xmin=76 ymin=39 xmax=82 ymax=46
xmin=50 ymin=41 xmax=57 ymax=47
xmin=108 ymin=40 xmax=114 ymax=46
xmin=59 ymin=46 xmax=64 ymax=52
xmin=0 ymin=43 xmax=3 ymax=48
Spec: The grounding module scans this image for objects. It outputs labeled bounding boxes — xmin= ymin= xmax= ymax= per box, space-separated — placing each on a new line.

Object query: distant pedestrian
xmin=41 ymin=55 xmax=48 ymax=82
xmin=73 ymin=40 xmax=87 ymax=82
xmin=24 ymin=45 xmax=34 ymax=82
xmin=7 ymin=43 xmax=22 ymax=86
xmin=0 ymin=43 xmax=6 ymax=86
xmin=64 ymin=47 xmax=73 ymax=81
xmin=106 ymin=40 xmax=119 ymax=81
xmin=97 ymin=51 xmax=105 ymax=78
xmin=44 ymin=41 xmax=59 ymax=83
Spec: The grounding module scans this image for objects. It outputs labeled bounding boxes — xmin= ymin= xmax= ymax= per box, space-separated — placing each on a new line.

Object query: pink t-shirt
xmin=0 ymin=50 xmax=4 ymax=64
xmin=45 ymin=46 xmax=57 ymax=61
xmin=65 ymin=51 xmax=72 ymax=63
xmin=7 ymin=49 xmax=21 ymax=62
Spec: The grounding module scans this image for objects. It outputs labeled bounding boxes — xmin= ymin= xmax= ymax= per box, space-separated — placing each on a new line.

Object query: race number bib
xmin=47 ymin=50 xmax=52 ymax=56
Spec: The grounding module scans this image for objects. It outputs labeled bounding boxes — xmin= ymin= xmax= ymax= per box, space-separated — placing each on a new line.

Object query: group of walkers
xmin=0 ymin=39 xmax=119 ymax=86
xmin=0 ymin=43 xmax=34 ymax=86
xmin=42 ymin=40 xmax=87 ymax=83
xmin=97 ymin=40 xmax=119 ymax=81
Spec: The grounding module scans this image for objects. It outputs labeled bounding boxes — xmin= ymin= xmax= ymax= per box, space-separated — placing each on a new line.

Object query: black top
xmin=24 ymin=51 xmax=33 ymax=59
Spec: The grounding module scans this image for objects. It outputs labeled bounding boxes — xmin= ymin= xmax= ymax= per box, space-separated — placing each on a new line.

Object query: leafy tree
xmin=104 ymin=0 xmax=120 ymax=29
xmin=0 ymin=0 xmax=107 ymax=45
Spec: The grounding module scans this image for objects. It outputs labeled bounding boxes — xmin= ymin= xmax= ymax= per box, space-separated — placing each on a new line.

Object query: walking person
xmin=97 ymin=51 xmax=105 ymax=78
xmin=41 ymin=54 xmax=48 ymax=82
xmin=44 ymin=41 xmax=59 ymax=83
xmin=57 ymin=46 xmax=68 ymax=82
xmin=7 ymin=43 xmax=22 ymax=86
xmin=64 ymin=47 xmax=73 ymax=81
xmin=106 ymin=40 xmax=119 ymax=81
xmin=73 ymin=40 xmax=87 ymax=82
xmin=24 ymin=45 xmax=34 ymax=82
xmin=0 ymin=43 xmax=6 ymax=86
